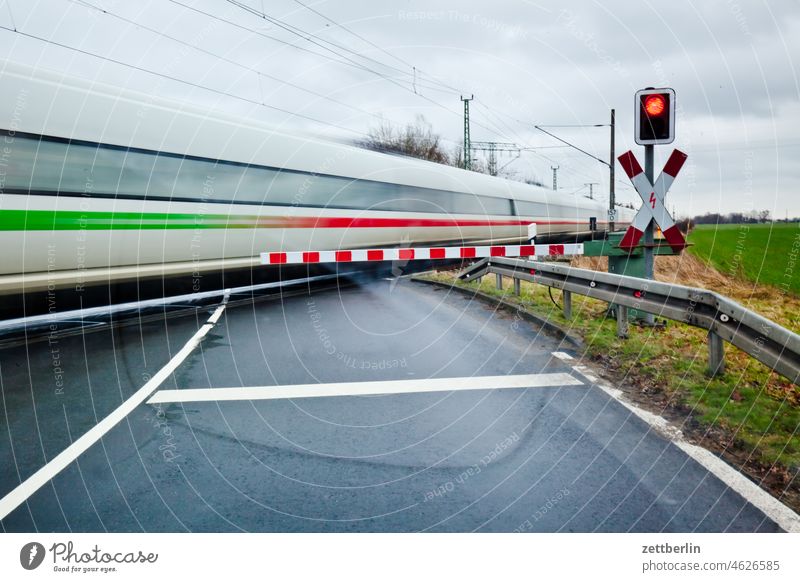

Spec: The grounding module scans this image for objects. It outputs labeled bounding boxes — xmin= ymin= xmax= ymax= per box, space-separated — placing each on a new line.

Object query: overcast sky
xmin=1 ymin=0 xmax=798 ymax=217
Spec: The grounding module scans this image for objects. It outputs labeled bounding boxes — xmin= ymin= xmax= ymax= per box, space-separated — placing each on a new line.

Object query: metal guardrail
xmin=458 ymin=257 xmax=800 ymax=384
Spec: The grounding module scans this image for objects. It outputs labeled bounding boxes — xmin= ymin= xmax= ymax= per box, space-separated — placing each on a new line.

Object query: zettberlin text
xmin=642 ymin=543 xmax=700 ymax=554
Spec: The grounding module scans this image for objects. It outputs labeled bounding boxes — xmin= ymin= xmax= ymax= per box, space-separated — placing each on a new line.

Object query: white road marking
xmin=552 ymin=351 xmax=574 ymax=361
xmin=207 ymin=302 xmax=227 ymax=324
xmin=572 ymin=364 xmax=599 ymax=383
xmin=0 ymin=301 xmax=228 ymax=521
xmin=571 ymin=365 xmax=800 ymax=533
xmin=147 ymin=373 xmax=584 ymax=404
xmin=673 ymin=441 xmax=800 ymax=533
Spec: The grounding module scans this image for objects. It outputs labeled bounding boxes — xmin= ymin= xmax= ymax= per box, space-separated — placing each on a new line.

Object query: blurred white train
xmin=0 ymin=61 xmax=632 ymax=296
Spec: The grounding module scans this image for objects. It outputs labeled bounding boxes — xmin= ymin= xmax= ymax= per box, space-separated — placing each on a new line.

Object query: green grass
xmin=688 ymin=223 xmax=800 ymax=295
xmin=420 ymin=270 xmax=800 ymax=475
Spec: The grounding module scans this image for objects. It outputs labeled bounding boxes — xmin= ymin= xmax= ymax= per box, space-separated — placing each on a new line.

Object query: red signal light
xmin=644 ymin=94 xmax=666 ymax=117
xmin=635 ymin=88 xmax=675 ymax=144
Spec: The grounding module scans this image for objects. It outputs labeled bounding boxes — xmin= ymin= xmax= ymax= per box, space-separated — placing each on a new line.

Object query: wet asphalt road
xmin=0 ymin=277 xmax=782 ymax=532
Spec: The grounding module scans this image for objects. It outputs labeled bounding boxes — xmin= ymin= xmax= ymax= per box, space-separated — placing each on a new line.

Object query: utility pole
xmin=584 ymin=182 xmax=599 ymax=200
xmin=487 ymin=142 xmax=496 ymax=176
xmin=461 ymin=95 xmax=473 ymax=170
xmin=470 ymin=141 xmax=520 ymax=176
xmin=551 ymin=165 xmax=559 ymax=191
xmin=609 ymin=108 xmax=616 ymax=231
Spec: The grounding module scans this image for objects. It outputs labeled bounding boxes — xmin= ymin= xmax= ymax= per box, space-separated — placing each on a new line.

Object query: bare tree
xmin=361 ymin=115 xmax=450 ymax=164
xmin=451 ymin=141 xmax=464 ymax=169
xmin=523 ymin=177 xmax=547 ymax=188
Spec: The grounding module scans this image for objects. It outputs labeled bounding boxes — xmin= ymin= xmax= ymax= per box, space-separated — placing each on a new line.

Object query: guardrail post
xmin=496 ymin=273 xmax=503 ymax=290
xmin=616 ymin=305 xmax=628 ymax=338
xmin=708 ymin=330 xmax=725 ymax=376
xmin=563 ymin=290 xmax=572 ymax=319
xmin=513 ymin=277 xmax=521 ymax=296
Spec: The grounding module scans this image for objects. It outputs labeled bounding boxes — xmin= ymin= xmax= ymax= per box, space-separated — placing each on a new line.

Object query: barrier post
xmin=616 ymin=305 xmax=628 ymax=338
xmin=563 ymin=290 xmax=572 ymax=319
xmin=708 ymin=330 xmax=725 ymax=376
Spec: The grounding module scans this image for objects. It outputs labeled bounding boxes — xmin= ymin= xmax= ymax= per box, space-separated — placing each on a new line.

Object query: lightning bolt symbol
xmin=29 ymin=545 xmax=38 ymax=565
xmin=649 ymin=192 xmax=656 ymax=209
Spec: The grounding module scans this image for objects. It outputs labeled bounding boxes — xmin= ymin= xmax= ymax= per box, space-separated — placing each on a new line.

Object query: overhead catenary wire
xmin=473 ymin=103 xmax=603 ymax=188
xmin=535 ymin=123 xmax=610 ymax=128
xmin=164 ymin=0 xmax=443 ymax=92
xmin=224 ymin=0 xmax=430 ymax=91
xmin=66 ymin=0 xmax=418 ymax=135
xmin=476 ymin=109 xmax=637 ymax=193
xmin=476 ymin=107 xmax=627 ymax=189
xmin=2 ymin=2 xmax=470 ymax=147
xmin=233 ymin=0 xmax=469 ymax=99
xmin=292 ymin=0 xmax=416 ymax=69
xmin=534 ymin=125 xmax=611 ymax=168
xmin=0 ymin=24 xmax=369 ymax=137
xmin=289 ymin=0 xmax=469 ymax=97
xmin=163 ymin=0 xmax=502 ymax=138
xmin=469 ymin=101 xmax=611 ymax=187
xmin=221 ymin=0 xmax=509 ymax=138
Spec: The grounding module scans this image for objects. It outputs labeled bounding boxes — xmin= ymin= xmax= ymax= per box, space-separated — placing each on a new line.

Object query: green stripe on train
xmin=0 ymin=209 xmax=269 ymax=230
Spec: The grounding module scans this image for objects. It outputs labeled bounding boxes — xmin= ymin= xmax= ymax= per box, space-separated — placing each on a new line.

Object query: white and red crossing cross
xmin=617 ymin=148 xmax=688 ymax=252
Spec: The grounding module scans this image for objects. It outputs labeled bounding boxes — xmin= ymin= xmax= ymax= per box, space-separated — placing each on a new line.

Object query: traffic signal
xmin=635 ymin=87 xmax=675 ymax=145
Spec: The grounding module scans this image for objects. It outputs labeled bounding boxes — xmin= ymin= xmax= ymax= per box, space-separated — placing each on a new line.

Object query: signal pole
xmin=461 ymin=95 xmax=473 ymax=170
xmin=609 ymin=108 xmax=616 ymax=231
xmin=551 ymin=165 xmax=559 ymax=191
xmin=643 ymin=144 xmax=655 ymax=324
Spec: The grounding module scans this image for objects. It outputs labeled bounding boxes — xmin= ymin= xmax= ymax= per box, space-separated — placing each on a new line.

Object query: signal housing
xmin=635 ymin=87 xmax=676 ymax=145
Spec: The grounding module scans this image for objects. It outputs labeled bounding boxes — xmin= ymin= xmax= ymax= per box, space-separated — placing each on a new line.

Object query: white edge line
xmin=147 ymin=373 xmax=584 ymax=404
xmin=673 ymin=441 xmax=800 ymax=533
xmin=0 ymin=302 xmax=227 ymax=521
xmin=207 ymin=304 xmax=226 ymax=324
xmin=552 ymin=351 xmax=574 ymax=361
xmin=572 ymin=365 xmax=800 ymax=533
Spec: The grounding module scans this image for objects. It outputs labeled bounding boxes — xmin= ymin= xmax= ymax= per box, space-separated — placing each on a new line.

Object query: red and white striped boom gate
xmin=617 ymin=148 xmax=688 ymax=252
xmin=260 ymin=243 xmax=584 ymax=265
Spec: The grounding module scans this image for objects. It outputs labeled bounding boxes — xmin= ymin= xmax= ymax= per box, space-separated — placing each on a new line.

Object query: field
xmin=687 ymin=222 xmax=800 ymax=295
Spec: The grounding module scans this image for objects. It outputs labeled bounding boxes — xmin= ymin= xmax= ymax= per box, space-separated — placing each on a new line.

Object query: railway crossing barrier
xmin=260 ymin=243 xmax=585 ymax=265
